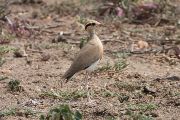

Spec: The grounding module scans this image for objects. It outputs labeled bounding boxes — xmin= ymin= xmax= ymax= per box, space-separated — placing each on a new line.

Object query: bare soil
xmin=0 ymin=0 xmax=180 ymax=120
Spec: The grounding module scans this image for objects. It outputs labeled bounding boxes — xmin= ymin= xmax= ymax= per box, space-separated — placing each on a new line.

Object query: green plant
xmin=0 ymin=57 xmax=6 ymax=67
xmin=76 ymin=16 xmax=89 ymax=25
xmin=128 ymin=103 xmax=157 ymax=112
xmin=40 ymin=89 xmax=87 ymax=100
xmin=0 ymin=32 xmax=15 ymax=44
xmin=79 ymin=0 xmax=89 ymax=5
xmin=8 ymin=79 xmax=22 ymax=92
xmin=0 ymin=1 xmax=9 ymax=20
xmin=106 ymin=116 xmax=116 ymax=120
xmin=0 ymin=107 xmax=37 ymax=118
xmin=136 ymin=114 xmax=153 ymax=120
xmin=114 ymin=51 xmax=131 ymax=59
xmin=125 ymin=103 xmax=158 ymax=120
xmin=0 ymin=76 xmax=8 ymax=81
xmin=40 ymin=104 xmax=82 ymax=120
xmin=111 ymin=51 xmax=129 ymax=71
xmin=126 ymin=110 xmax=153 ymax=120
xmin=173 ymin=92 xmax=180 ymax=97
xmin=114 ymin=81 xmax=141 ymax=92
xmin=0 ymin=108 xmax=16 ymax=117
xmin=113 ymin=59 xmax=128 ymax=71
xmin=101 ymin=89 xmax=116 ymax=97
xmin=98 ymin=61 xmax=112 ymax=71
xmin=0 ymin=45 xmax=17 ymax=56
xmin=98 ymin=58 xmax=128 ymax=72
xmin=0 ymin=46 xmax=16 ymax=64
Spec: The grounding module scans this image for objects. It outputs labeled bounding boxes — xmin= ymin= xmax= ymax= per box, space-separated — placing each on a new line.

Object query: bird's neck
xmin=88 ymin=29 xmax=97 ymax=39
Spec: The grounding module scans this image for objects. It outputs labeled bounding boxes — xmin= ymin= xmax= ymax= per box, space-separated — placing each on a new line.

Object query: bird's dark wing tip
xmin=62 ymin=74 xmax=72 ymax=83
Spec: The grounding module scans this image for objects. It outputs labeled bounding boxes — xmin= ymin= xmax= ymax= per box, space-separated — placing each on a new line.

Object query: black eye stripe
xmin=85 ymin=23 xmax=96 ymax=30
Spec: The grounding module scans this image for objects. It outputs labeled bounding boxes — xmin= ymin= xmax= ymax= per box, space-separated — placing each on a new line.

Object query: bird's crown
xmin=85 ymin=19 xmax=101 ymax=29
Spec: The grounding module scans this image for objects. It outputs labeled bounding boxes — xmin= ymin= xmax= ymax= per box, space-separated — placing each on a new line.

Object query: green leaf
xmin=74 ymin=111 xmax=82 ymax=120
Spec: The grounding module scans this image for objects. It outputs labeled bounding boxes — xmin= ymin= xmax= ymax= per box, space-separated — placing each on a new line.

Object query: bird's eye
xmin=91 ymin=23 xmax=96 ymax=26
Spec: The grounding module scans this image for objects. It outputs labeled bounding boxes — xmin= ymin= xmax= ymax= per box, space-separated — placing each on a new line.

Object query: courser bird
xmin=62 ymin=20 xmax=103 ymax=101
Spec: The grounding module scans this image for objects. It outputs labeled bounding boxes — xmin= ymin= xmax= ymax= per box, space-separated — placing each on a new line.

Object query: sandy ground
xmin=0 ymin=0 xmax=180 ymax=120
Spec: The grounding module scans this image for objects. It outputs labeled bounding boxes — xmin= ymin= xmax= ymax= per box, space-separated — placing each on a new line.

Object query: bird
xmin=62 ymin=20 xmax=103 ymax=101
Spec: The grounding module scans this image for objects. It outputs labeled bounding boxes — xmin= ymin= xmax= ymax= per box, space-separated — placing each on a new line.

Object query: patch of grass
xmin=98 ymin=59 xmax=128 ymax=72
xmin=98 ymin=61 xmax=112 ymax=72
xmin=106 ymin=116 xmax=116 ymax=120
xmin=0 ymin=45 xmax=17 ymax=55
xmin=125 ymin=103 xmax=158 ymax=120
xmin=0 ymin=107 xmax=38 ymax=118
xmin=0 ymin=76 xmax=8 ymax=81
xmin=101 ymin=89 xmax=117 ymax=97
xmin=128 ymin=103 xmax=157 ymax=112
xmin=114 ymin=81 xmax=141 ymax=92
xmin=114 ymin=51 xmax=131 ymax=59
xmin=113 ymin=51 xmax=129 ymax=71
xmin=0 ymin=32 xmax=15 ymax=43
xmin=100 ymin=89 xmax=130 ymax=103
xmin=174 ymin=92 xmax=180 ymax=97
xmin=126 ymin=110 xmax=153 ymax=120
xmin=0 ymin=57 xmax=6 ymax=67
xmin=77 ymin=16 xmax=87 ymax=25
xmin=113 ymin=59 xmax=128 ymax=71
xmin=40 ymin=104 xmax=82 ymax=120
xmin=79 ymin=0 xmax=89 ymax=5
xmin=98 ymin=50 xmax=129 ymax=72
xmin=8 ymin=79 xmax=23 ymax=92
xmin=0 ymin=108 xmax=16 ymax=117
xmin=136 ymin=114 xmax=153 ymax=120
xmin=40 ymin=89 xmax=87 ymax=100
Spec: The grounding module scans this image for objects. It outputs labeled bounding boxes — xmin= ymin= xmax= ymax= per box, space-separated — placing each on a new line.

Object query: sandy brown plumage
xmin=62 ymin=20 xmax=103 ymax=81
xmin=63 ymin=35 xmax=103 ymax=80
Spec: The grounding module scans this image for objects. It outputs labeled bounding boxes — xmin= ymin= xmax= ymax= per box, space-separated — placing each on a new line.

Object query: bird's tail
xmin=62 ymin=71 xmax=74 ymax=83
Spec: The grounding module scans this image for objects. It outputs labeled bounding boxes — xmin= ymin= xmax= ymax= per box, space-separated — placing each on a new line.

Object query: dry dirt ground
xmin=0 ymin=0 xmax=180 ymax=120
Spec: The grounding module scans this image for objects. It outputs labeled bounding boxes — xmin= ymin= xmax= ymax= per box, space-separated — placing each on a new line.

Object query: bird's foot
xmin=58 ymin=80 xmax=63 ymax=88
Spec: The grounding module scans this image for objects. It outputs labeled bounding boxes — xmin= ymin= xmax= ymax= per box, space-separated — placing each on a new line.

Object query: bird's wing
xmin=63 ymin=41 xmax=101 ymax=80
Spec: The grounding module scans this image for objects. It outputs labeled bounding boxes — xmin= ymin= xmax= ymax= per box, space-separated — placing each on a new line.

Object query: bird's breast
xmin=94 ymin=35 xmax=103 ymax=59
xmin=86 ymin=59 xmax=100 ymax=72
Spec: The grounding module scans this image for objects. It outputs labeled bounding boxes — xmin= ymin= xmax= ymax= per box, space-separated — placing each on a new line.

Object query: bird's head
xmin=85 ymin=20 xmax=101 ymax=33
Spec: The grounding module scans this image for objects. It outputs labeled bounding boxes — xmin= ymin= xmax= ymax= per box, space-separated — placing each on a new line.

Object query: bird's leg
xmin=85 ymin=72 xmax=89 ymax=90
xmin=84 ymin=72 xmax=91 ymax=102
xmin=83 ymin=71 xmax=97 ymax=104
xmin=59 ymin=79 xmax=63 ymax=88
xmin=85 ymin=72 xmax=95 ymax=103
